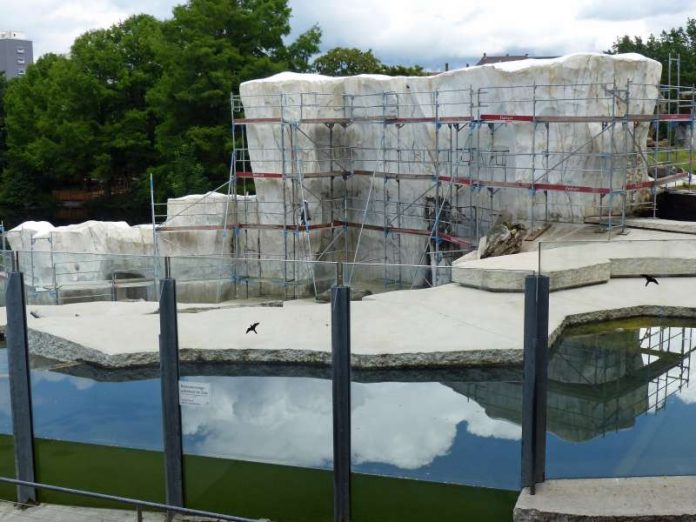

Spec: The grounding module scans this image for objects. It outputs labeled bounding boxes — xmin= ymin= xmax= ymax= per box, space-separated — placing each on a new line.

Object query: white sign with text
xmin=179 ymin=381 xmax=211 ymax=407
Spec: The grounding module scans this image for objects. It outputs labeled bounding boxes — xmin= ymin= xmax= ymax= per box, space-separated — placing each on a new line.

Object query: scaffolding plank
xmin=235 ymin=114 xmax=693 ymax=125
xmin=236 ymin=171 xmax=283 ymax=179
xmin=237 ymin=168 xmax=682 ymax=196
xmin=626 ymin=171 xmax=689 ymax=190
xmin=235 ymin=117 xmax=281 ymax=124
xmin=480 ymin=114 xmax=535 ymax=122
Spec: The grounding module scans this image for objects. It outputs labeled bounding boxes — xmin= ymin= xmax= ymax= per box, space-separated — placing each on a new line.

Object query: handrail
xmin=0 ymin=474 xmax=258 ymax=521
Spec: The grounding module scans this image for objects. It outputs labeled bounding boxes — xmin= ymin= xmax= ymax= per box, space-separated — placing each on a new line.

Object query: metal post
xmin=6 ymin=270 xmax=37 ymax=505
xmin=521 ymin=274 xmax=549 ymax=494
xmin=158 ymin=266 xmax=184 ymax=515
xmin=331 ymin=284 xmax=351 ymax=522
xmin=150 ymin=172 xmax=161 ymax=298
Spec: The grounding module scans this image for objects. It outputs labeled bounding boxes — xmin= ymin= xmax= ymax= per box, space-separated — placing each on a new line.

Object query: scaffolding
xmin=152 ymin=60 xmax=696 ymax=298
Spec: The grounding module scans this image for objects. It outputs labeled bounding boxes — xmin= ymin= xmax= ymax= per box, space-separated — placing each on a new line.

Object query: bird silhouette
xmin=642 ymin=274 xmax=659 ymax=286
xmin=246 ymin=322 xmax=260 ymax=334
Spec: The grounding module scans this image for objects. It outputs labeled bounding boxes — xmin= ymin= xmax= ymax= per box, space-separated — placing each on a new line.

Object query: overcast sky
xmin=1 ymin=0 xmax=694 ymax=70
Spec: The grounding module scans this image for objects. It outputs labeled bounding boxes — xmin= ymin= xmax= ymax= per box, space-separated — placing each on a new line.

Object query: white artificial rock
xmin=239 ymin=53 xmax=662 ymax=271
xmin=2 ymin=53 xmax=665 ymax=301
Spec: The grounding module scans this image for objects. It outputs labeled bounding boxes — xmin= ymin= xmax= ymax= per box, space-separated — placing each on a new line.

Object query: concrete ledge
xmin=514 ymin=476 xmax=696 ymax=521
xmin=453 ymin=239 xmax=696 ymax=292
xmin=0 ymin=502 xmax=207 ymax=521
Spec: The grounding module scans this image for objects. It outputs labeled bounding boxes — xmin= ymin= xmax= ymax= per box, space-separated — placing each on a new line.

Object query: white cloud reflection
xmin=181 ymin=377 xmax=520 ymax=470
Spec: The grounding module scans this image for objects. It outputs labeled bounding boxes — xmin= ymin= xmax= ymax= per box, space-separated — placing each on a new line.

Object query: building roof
xmin=0 ymin=31 xmax=26 ymax=40
xmin=477 ymin=53 xmax=557 ymax=66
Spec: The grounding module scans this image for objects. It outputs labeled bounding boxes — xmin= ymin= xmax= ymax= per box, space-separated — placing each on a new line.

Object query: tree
xmin=148 ymin=0 xmax=321 ymax=197
xmin=1 ymin=54 xmax=81 ymax=207
xmin=1 ymin=16 xmax=165 ymax=210
xmin=283 ymin=24 xmax=322 ymax=73
xmin=69 ymin=15 xmax=164 ymax=195
xmin=382 ymin=63 xmax=426 ymax=76
xmin=312 ymin=47 xmax=426 ymax=76
xmin=610 ymin=18 xmax=696 ymax=86
xmin=313 ymin=47 xmax=384 ymax=75
xmin=0 ymin=72 xmax=7 ymax=173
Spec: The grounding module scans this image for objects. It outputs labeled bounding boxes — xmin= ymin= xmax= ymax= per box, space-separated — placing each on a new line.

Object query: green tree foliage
xmin=610 ymin=18 xmax=696 ymax=86
xmin=1 ymin=54 xmax=78 ymax=207
xmin=69 ymin=14 xmax=163 ymax=194
xmin=283 ymin=24 xmax=322 ymax=73
xmin=313 ymin=47 xmax=383 ymax=75
xmin=0 ymin=0 xmax=435 ymax=221
xmin=312 ymin=47 xmax=426 ymax=76
xmin=1 ymin=15 xmax=164 ymax=209
xmin=0 ymin=73 xmax=6 ymax=173
xmin=382 ymin=63 xmax=426 ymax=76
xmin=148 ymin=0 xmax=321 ymax=197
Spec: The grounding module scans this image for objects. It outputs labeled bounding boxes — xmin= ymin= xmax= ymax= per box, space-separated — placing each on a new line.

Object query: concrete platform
xmin=514 ymin=476 xmax=696 ymax=521
xmin=585 ymin=216 xmax=696 ymax=235
xmin=0 ymin=501 xmax=221 ymax=521
xmin=454 ymin=237 xmax=696 ymax=291
xmin=2 ymin=274 xmax=696 ymax=369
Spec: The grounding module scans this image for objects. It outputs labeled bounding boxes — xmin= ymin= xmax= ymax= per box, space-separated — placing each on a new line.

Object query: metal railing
xmin=6 ymin=248 xmax=668 ymax=507
xmin=1 ymin=253 xmax=353 ymax=521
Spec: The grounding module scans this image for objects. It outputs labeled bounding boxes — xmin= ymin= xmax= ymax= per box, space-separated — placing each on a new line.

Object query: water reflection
xmin=0 ymin=321 xmax=695 ymax=489
xmin=451 ymin=326 xmax=696 ymax=443
xmin=181 ymin=377 xmax=520 ymax=471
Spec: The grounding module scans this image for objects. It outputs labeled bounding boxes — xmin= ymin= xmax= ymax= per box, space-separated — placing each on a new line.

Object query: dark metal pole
xmin=158 ymin=271 xmax=184 ymax=515
xmin=5 ymin=269 xmax=37 ymax=505
xmin=331 ymin=284 xmax=351 ymax=522
xmin=521 ymin=274 xmax=549 ymax=494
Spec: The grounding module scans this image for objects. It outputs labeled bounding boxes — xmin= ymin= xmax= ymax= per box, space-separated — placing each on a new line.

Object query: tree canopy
xmin=610 ymin=18 xmax=696 ymax=86
xmin=312 ymin=47 xmax=425 ymax=76
xmin=0 ymin=72 xmax=7 ymax=174
xmin=0 ymin=0 xmax=325 ymax=217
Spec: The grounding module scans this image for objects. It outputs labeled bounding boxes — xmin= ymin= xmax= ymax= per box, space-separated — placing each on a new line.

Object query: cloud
xmin=181 ymin=377 xmax=520 ymax=470
xmin=1 ymin=0 xmax=693 ymax=70
xmin=0 ymin=0 xmax=180 ymax=57
xmin=578 ymin=0 xmax=695 ymax=22
xmin=287 ymin=0 xmax=674 ymax=69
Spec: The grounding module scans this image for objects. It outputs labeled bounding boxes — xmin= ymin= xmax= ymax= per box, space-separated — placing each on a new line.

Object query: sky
xmin=0 ymin=0 xmax=694 ymax=70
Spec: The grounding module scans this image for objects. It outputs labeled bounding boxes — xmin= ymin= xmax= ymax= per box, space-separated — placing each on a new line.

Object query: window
xmin=17 ymin=57 xmax=24 ymax=64
xmin=16 ymin=46 xmax=24 ymax=54
xmin=17 ymin=68 xmax=24 ymax=76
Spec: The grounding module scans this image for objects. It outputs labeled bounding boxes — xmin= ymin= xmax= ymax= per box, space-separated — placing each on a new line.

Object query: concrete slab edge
xmin=22 ymin=305 xmax=696 ymax=370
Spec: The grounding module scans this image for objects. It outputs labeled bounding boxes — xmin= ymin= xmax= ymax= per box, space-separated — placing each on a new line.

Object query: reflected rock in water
xmin=447 ymin=326 xmax=695 ymax=442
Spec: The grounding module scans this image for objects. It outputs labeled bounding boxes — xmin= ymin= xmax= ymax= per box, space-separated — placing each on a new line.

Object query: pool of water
xmin=1 ymin=317 xmax=696 ymax=520
xmin=0 ymin=361 xmax=523 ymax=489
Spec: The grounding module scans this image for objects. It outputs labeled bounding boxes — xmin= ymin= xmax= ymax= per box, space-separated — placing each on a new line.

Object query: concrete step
xmin=514 ymin=476 xmax=696 ymax=521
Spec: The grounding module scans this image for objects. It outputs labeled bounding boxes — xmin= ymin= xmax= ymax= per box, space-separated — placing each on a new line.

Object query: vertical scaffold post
xmin=158 ymin=257 xmax=184 ymax=517
xmin=6 ymin=253 xmax=37 ymax=505
xmin=521 ymin=274 xmax=550 ymax=495
xmin=331 ymin=279 xmax=351 ymax=522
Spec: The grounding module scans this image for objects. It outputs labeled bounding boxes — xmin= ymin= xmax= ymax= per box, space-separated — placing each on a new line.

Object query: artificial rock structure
xmin=235 ymin=53 xmax=666 ymax=281
xmin=8 ymin=53 xmax=691 ymax=301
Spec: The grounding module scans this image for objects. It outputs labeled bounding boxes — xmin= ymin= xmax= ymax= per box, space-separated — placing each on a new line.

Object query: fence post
xmin=331 ymin=281 xmax=351 ymax=522
xmin=6 ymin=262 xmax=37 ymax=505
xmin=521 ymin=274 xmax=549 ymax=495
xmin=158 ymin=262 xmax=184 ymax=515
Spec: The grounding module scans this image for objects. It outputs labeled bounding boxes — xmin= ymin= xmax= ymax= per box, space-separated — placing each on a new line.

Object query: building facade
xmin=0 ymin=31 xmax=33 ymax=80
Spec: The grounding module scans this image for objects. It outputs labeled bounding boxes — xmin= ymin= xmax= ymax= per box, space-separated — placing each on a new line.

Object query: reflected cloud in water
xmin=181 ymin=377 xmax=520 ymax=470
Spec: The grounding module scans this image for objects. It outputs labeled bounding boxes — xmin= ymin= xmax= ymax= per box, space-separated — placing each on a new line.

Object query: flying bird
xmin=246 ymin=322 xmax=260 ymax=334
xmin=642 ymin=274 xmax=659 ymax=286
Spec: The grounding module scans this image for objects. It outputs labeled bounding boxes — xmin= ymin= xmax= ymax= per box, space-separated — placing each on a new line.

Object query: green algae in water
xmin=560 ymin=316 xmax=696 ymax=339
xmin=0 ymin=436 xmax=14 ymax=501
xmin=0 ymin=436 xmax=516 ymax=521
